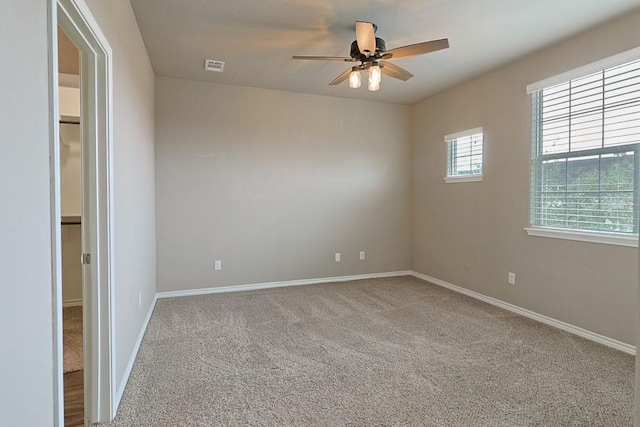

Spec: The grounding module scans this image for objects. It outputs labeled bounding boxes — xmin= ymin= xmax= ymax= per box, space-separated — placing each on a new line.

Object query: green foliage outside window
xmin=536 ymin=151 xmax=636 ymax=232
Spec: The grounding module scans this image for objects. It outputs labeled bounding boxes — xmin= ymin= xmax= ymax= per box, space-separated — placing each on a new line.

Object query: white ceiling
xmin=129 ymin=0 xmax=640 ymax=105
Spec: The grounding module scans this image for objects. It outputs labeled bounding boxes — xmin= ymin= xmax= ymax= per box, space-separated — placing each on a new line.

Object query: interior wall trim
xmin=115 ymin=269 xmax=633 ymax=408
xmin=156 ymin=271 xmax=413 ymax=299
xmin=114 ymin=294 xmax=158 ymax=410
xmin=54 ymin=0 xmax=115 ymax=423
xmin=155 ymin=270 xmax=634 ymax=354
xmin=410 ymin=271 xmax=635 ymax=355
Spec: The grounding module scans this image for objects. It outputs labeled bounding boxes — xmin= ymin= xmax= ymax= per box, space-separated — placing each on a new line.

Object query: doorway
xmin=58 ymin=26 xmax=84 ymax=427
xmin=50 ymin=0 xmax=115 ymax=425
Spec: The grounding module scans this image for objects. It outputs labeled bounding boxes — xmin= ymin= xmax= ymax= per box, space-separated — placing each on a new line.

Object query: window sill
xmin=443 ymin=175 xmax=483 ymax=184
xmin=525 ymin=227 xmax=638 ymax=248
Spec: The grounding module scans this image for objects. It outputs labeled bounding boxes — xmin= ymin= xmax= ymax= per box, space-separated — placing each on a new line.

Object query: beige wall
xmin=59 ymin=122 xmax=83 ymax=304
xmin=59 ymin=122 xmax=82 ymax=303
xmin=59 ymin=128 xmax=82 ymax=217
xmin=0 ymin=2 xmax=55 ymax=425
xmin=155 ymin=77 xmax=412 ymax=292
xmin=58 ymin=41 xmax=83 ymax=306
xmin=412 ymin=10 xmax=640 ymax=345
xmin=58 ymin=27 xmax=79 ymax=75
xmin=59 ymin=86 xmax=80 ymax=117
xmin=62 ymin=224 xmax=83 ymax=303
xmin=59 ymin=88 xmax=81 ymax=217
xmin=83 ymin=0 xmax=157 ymax=391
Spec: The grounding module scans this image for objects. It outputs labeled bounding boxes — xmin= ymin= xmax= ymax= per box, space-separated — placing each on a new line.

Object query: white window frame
xmin=444 ymin=127 xmax=484 ymax=183
xmin=525 ymin=47 xmax=640 ymax=247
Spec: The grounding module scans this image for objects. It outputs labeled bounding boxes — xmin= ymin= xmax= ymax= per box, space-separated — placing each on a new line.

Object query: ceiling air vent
xmin=204 ymin=59 xmax=225 ymax=72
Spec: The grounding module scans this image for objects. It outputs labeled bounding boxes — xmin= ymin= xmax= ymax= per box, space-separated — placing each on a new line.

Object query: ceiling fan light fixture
xmin=349 ymin=69 xmax=362 ymax=88
xmin=292 ymin=21 xmax=449 ymax=92
xmin=368 ymin=64 xmax=381 ymax=91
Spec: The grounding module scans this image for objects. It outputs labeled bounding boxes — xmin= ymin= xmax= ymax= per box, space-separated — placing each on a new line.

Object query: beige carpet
xmin=104 ymin=276 xmax=634 ymax=426
xmin=63 ymin=306 xmax=83 ymax=373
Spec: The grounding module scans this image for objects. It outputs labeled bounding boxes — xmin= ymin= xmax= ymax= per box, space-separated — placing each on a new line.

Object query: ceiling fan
xmin=292 ymin=21 xmax=449 ymax=91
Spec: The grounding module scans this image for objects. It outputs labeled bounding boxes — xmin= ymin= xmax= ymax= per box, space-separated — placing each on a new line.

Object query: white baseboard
xmin=63 ymin=299 xmax=82 ymax=307
xmin=114 ymin=293 xmax=158 ymax=410
xmin=410 ymin=271 xmax=635 ymax=355
xmin=156 ymin=270 xmax=413 ymax=299
xmin=115 ymin=271 xmax=408 ymax=412
xmin=115 ymin=268 xmax=633 ymax=416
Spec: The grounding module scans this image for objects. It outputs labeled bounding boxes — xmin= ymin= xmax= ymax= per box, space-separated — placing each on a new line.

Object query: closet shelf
xmin=62 ymin=215 xmax=82 ymax=225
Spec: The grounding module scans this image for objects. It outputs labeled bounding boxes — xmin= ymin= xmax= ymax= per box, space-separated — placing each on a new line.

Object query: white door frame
xmin=49 ymin=0 xmax=115 ymax=424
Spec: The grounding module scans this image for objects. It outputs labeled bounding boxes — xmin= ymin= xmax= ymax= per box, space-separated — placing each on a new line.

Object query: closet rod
xmin=61 ymin=221 xmax=81 ymax=225
xmin=60 ymin=120 xmax=80 ymax=125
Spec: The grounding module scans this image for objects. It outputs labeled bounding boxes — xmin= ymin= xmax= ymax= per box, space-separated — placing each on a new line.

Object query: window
xmin=528 ymin=52 xmax=640 ymax=244
xmin=445 ymin=127 xmax=483 ymax=183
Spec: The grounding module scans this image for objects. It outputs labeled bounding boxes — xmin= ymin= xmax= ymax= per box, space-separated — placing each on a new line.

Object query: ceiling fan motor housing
xmin=350 ymin=37 xmax=386 ymax=61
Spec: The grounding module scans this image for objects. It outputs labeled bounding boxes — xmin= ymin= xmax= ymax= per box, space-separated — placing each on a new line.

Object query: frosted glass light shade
xmin=368 ymin=65 xmax=381 ymax=91
xmin=349 ymin=69 xmax=361 ymax=88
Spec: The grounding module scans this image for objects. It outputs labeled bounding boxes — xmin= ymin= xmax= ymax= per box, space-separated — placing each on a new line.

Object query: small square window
xmin=444 ymin=127 xmax=484 ymax=183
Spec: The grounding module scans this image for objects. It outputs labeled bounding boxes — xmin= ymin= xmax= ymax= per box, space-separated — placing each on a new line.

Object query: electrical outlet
xmin=215 ymin=260 xmax=222 ymax=270
xmin=335 ymin=253 xmax=341 ymax=262
xmin=138 ymin=292 xmax=142 ymax=307
xmin=360 ymin=251 xmax=365 ymax=260
xmin=508 ymin=272 xmax=516 ymax=285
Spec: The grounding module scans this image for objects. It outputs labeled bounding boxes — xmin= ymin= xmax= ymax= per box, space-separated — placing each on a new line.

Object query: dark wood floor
xmin=64 ymin=370 xmax=84 ymax=427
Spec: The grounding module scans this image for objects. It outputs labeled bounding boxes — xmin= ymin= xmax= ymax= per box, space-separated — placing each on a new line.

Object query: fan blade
xmin=355 ymin=21 xmax=376 ymax=56
xmin=384 ymin=38 xmax=449 ymax=60
xmin=292 ymin=55 xmax=356 ymax=62
xmin=329 ymin=68 xmax=353 ymax=86
xmin=380 ymin=61 xmax=414 ymax=81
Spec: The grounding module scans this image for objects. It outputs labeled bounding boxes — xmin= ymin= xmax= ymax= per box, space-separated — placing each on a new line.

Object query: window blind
xmin=446 ymin=127 xmax=483 ymax=178
xmin=530 ymin=58 xmax=640 ymax=234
